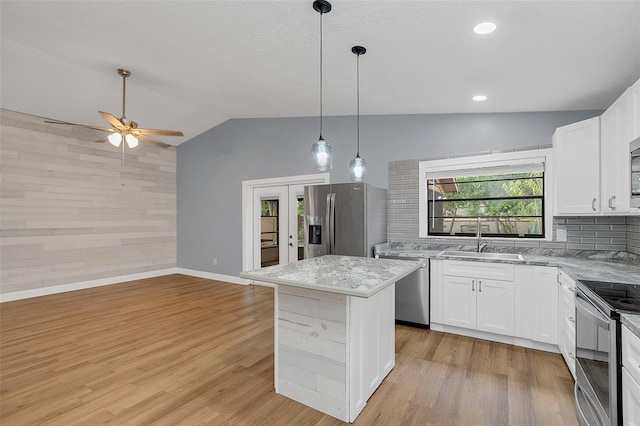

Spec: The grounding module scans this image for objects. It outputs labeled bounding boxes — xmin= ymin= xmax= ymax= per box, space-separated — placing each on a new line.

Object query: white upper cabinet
xmin=600 ymin=90 xmax=631 ymax=213
xmin=553 ymin=77 xmax=640 ymax=216
xmin=553 ymin=117 xmax=601 ymax=215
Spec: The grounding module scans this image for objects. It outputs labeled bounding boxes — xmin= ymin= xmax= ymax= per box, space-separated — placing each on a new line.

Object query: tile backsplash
xmin=388 ymin=159 xmax=639 ymax=253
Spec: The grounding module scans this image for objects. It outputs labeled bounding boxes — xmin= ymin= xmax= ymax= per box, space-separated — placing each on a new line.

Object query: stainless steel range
xmin=575 ymin=280 xmax=640 ymax=426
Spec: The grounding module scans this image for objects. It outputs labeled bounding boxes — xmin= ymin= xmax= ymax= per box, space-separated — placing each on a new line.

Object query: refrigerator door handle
xmin=329 ymin=193 xmax=336 ymax=254
xmin=325 ymin=193 xmax=332 ymax=254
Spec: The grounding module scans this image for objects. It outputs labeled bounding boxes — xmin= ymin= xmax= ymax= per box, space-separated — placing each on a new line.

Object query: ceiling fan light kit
xmin=310 ymin=0 xmax=333 ymax=171
xmin=45 ymin=68 xmax=183 ymax=149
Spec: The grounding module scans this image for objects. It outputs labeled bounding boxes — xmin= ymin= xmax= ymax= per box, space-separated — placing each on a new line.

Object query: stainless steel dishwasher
xmin=379 ymin=255 xmax=429 ymax=327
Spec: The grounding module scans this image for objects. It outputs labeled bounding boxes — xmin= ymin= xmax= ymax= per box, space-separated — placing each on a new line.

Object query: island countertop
xmin=239 ymin=254 xmax=422 ymax=297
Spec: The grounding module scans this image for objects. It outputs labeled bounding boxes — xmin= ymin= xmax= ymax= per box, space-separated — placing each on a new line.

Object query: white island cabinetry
xmin=240 ymin=255 xmax=420 ymax=423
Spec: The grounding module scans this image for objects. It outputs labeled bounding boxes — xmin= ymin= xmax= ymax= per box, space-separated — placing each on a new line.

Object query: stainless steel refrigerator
xmin=303 ymin=183 xmax=387 ymax=258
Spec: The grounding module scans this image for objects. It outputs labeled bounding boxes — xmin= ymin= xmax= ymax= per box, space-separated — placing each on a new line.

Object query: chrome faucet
xmin=476 ymin=217 xmax=487 ymax=253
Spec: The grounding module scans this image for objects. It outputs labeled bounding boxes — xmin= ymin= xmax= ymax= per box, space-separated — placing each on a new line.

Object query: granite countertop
xmin=375 ymin=243 xmax=640 ymax=285
xmin=240 ymin=254 xmax=423 ymax=298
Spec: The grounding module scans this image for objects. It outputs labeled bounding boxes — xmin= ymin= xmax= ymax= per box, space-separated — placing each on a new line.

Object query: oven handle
xmin=575 ymin=382 xmax=606 ymax=426
xmin=575 ymin=289 xmax=610 ymax=329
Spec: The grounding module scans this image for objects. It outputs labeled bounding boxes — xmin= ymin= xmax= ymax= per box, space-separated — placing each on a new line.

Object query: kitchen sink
xmin=437 ymin=250 xmax=524 ymax=261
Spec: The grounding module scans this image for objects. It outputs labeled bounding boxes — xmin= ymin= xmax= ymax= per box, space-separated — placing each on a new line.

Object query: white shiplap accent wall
xmin=0 ymin=109 xmax=177 ymax=295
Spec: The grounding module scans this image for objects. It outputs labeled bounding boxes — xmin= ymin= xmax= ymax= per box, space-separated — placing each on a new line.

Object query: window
xmin=418 ymin=149 xmax=553 ymax=240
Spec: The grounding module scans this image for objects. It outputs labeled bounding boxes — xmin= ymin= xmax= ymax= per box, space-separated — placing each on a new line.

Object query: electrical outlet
xmin=556 ymin=228 xmax=567 ymax=242
xmin=213 ymin=258 xmax=218 ymax=266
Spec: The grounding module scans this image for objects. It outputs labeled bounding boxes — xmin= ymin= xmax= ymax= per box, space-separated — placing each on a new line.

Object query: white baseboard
xmin=1 ymin=268 xmax=259 ymax=303
xmin=176 ymin=268 xmax=250 ymax=285
xmin=0 ymin=268 xmax=178 ymax=303
xmin=430 ymin=322 xmax=560 ymax=354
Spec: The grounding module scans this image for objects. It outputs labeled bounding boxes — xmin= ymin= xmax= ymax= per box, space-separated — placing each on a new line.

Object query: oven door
xmin=575 ymin=287 xmax=616 ymax=426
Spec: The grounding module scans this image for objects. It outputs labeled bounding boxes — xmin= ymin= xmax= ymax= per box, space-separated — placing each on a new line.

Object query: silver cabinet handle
xmin=592 ymin=198 xmax=596 ymax=211
xmin=569 ymin=316 xmax=575 ymax=323
xmin=472 ymin=279 xmax=475 ymax=291
xmin=609 ymin=195 xmax=616 ymax=210
xmin=479 ymin=280 xmax=482 ymax=292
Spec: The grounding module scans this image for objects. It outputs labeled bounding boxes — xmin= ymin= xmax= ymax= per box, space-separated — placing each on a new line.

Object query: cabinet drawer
xmin=443 ymin=260 xmax=514 ymax=281
xmin=559 ymin=284 xmax=576 ymax=336
xmin=559 ymin=324 xmax=576 ymax=380
xmin=557 ymin=270 xmax=575 ymax=290
xmin=622 ymin=324 xmax=640 ymax=386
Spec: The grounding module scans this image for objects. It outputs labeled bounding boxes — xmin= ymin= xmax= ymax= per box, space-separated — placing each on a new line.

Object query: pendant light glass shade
xmin=349 ymin=45 xmax=367 ymax=181
xmin=108 ymin=132 xmax=122 ymax=147
xmin=311 ymin=136 xmax=332 ymax=171
xmin=311 ymin=0 xmax=332 ymax=171
xmin=349 ymin=155 xmax=366 ymax=181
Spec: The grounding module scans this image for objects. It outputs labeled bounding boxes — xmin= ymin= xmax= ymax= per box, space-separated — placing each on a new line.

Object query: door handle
xmin=479 ymin=280 xmax=482 ymax=292
xmin=325 ymin=193 xmax=332 ymax=254
xmin=608 ymin=196 xmax=616 ymax=210
xmin=472 ymin=280 xmax=475 ymax=291
xmin=592 ymin=198 xmax=596 ymax=211
xmin=329 ymin=193 xmax=336 ymax=255
xmin=289 ymin=242 xmax=294 ymax=247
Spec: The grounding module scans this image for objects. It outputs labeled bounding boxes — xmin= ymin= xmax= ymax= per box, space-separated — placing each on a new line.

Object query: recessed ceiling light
xmin=472 ymin=95 xmax=488 ymax=102
xmin=474 ymin=22 xmax=496 ymax=35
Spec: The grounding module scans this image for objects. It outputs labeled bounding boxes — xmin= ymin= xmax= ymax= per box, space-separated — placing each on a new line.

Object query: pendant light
xmin=310 ymin=0 xmax=332 ymax=171
xmin=349 ymin=45 xmax=367 ymax=181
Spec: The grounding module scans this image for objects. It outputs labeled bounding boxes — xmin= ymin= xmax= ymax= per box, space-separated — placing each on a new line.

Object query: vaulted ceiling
xmin=2 ymin=1 xmax=639 ymax=146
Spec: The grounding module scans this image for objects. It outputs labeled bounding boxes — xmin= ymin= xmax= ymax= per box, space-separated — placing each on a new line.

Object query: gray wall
xmin=177 ymin=110 xmax=601 ymax=276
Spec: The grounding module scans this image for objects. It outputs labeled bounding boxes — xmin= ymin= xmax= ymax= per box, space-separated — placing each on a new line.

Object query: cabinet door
xmin=601 ymin=91 xmax=631 ymax=213
xmin=476 ymin=278 xmax=515 ymax=336
xmin=529 ymin=267 xmax=559 ymax=345
xmin=623 ymin=367 xmax=640 ymax=426
xmin=441 ymin=275 xmax=476 ymax=329
xmin=553 ymin=117 xmax=600 ymax=214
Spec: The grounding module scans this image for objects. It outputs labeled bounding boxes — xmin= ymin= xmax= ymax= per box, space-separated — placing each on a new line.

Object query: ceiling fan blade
xmin=137 ymin=134 xmax=171 ymax=148
xmin=95 ymin=135 xmax=109 ymax=143
xmin=99 ymin=111 xmax=124 ymax=129
xmin=134 ymin=128 xmax=184 ymax=137
xmin=46 ymin=119 xmax=114 ymax=133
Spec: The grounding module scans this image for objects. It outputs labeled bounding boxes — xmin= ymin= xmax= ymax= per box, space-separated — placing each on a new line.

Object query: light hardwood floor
xmin=0 ymin=274 xmax=577 ymax=425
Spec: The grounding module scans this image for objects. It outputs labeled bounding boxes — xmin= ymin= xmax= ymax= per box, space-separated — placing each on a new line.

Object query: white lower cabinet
xmin=623 ymin=368 xmax=640 ymax=426
xmin=514 ymin=265 xmax=558 ymax=345
xmin=432 ymin=260 xmax=563 ymax=353
xmin=440 ymin=260 xmax=515 ymax=337
xmin=557 ymin=269 xmax=576 ymax=379
xmin=622 ymin=324 xmax=640 ymax=425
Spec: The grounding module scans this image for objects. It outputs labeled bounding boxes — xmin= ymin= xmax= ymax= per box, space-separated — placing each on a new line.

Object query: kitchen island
xmin=240 ymin=255 xmax=421 ymax=422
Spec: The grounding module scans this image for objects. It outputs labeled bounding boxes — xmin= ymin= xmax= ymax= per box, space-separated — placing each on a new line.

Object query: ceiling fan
xmin=46 ymin=68 xmax=183 ymax=149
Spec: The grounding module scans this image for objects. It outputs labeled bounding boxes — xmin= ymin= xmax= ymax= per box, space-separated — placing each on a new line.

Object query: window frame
xmin=418 ymin=149 xmax=554 ymax=240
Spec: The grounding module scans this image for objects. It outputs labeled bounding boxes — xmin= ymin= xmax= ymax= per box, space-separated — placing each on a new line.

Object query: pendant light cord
xmin=356 ymin=52 xmax=360 ymax=156
xmin=319 ymin=11 xmax=323 ymax=137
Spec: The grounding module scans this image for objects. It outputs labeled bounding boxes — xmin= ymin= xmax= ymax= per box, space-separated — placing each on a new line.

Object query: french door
xmin=252 ymin=184 xmax=306 ymax=269
xmin=242 ymin=173 xmax=329 ymax=275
